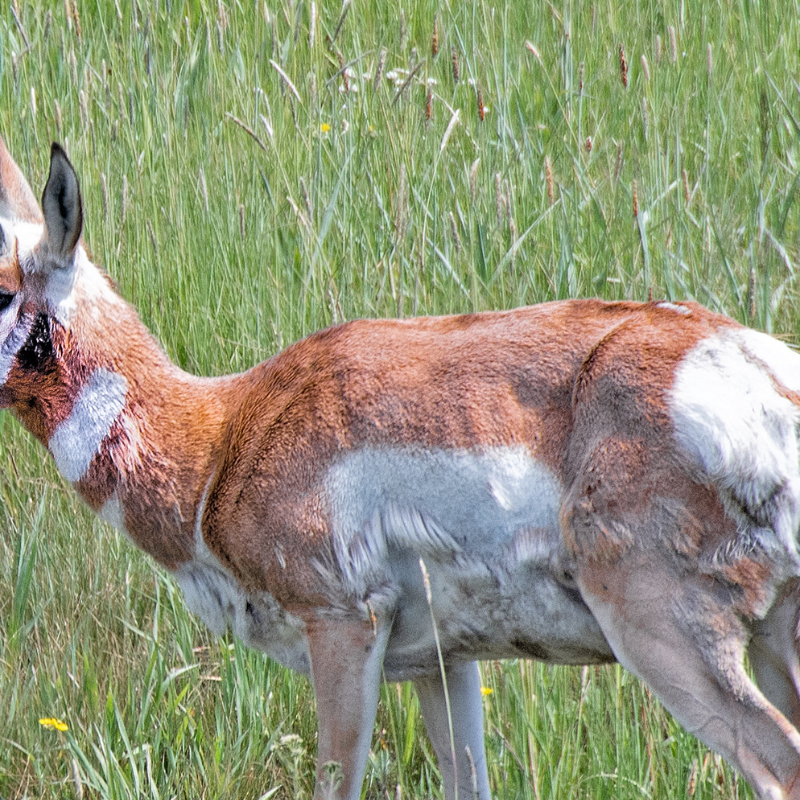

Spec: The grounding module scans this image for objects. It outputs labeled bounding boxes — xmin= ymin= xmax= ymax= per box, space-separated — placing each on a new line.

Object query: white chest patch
xmin=48 ymin=368 xmax=127 ymax=483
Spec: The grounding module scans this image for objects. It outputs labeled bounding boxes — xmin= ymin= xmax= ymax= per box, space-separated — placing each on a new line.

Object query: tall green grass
xmin=1 ymin=0 xmax=799 ymax=797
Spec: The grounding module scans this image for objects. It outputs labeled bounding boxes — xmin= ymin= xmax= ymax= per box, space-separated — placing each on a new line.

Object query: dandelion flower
xmin=39 ymin=717 xmax=69 ymax=732
xmin=480 ymin=686 xmax=493 ymax=697
xmin=320 ymin=123 xmax=331 ymax=133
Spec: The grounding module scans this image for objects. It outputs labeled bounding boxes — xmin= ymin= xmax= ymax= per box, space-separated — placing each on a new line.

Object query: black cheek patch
xmin=17 ymin=313 xmax=56 ymax=372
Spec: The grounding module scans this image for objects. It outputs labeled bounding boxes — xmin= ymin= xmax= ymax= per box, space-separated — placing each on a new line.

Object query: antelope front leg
xmin=305 ymin=613 xmax=389 ymax=800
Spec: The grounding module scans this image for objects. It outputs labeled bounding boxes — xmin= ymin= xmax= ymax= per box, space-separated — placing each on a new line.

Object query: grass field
xmin=1 ymin=0 xmax=799 ymax=797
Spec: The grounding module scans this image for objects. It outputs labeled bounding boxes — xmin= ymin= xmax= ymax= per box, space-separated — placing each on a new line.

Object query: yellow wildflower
xmin=320 ymin=123 xmax=331 ymax=133
xmin=39 ymin=717 xmax=69 ymax=732
xmin=480 ymin=686 xmax=493 ymax=697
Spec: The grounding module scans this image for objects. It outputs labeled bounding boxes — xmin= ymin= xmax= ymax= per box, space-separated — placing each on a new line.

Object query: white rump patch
xmin=655 ymin=301 xmax=691 ymax=315
xmin=49 ymin=368 xmax=127 ymax=483
xmin=731 ymin=328 xmax=800 ymax=395
xmin=670 ymin=331 xmax=800 ymax=565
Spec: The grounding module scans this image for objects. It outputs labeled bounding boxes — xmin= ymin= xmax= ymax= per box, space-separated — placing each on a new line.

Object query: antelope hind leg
xmin=305 ymin=613 xmax=389 ymax=800
xmin=413 ymin=660 xmax=492 ymax=800
xmin=750 ymin=582 xmax=800 ymax=732
xmin=578 ymin=557 xmax=800 ymax=800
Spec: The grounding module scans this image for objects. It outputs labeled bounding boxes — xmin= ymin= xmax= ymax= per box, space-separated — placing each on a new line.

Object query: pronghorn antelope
xmin=2 ymin=138 xmax=800 ymax=800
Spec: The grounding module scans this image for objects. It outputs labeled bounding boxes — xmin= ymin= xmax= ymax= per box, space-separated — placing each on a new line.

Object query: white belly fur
xmin=172 ymin=447 xmax=613 ymax=679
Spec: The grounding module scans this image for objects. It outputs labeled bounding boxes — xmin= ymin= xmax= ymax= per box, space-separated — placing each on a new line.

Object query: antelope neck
xmin=29 ymin=310 xmax=238 ymax=569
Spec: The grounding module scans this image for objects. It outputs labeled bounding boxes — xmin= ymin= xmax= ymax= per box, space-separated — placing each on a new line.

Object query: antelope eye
xmin=0 ymin=292 xmax=15 ymax=312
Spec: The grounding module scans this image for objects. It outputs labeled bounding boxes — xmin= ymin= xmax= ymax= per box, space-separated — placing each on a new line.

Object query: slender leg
xmin=414 ymin=661 xmax=492 ymax=800
xmin=578 ymin=557 xmax=800 ymax=800
xmin=751 ymin=586 xmax=800 ymax=731
xmin=305 ymin=614 xmax=390 ymax=800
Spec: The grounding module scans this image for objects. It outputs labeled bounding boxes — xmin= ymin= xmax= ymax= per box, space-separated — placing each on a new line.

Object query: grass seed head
xmin=337 ymin=50 xmax=349 ymax=93
xmin=655 ymin=34 xmax=662 ymax=63
xmin=469 ymin=158 xmax=480 ymax=201
xmin=300 ymin=177 xmax=312 ymax=218
xmin=641 ymin=97 xmax=648 ymax=137
xmin=69 ymin=46 xmax=78 ymax=84
xmin=331 ymin=0 xmax=351 ymax=46
xmin=632 ymin=179 xmax=638 ymax=218
xmin=495 ymin=172 xmax=505 ymax=226
xmin=545 ymin=156 xmax=554 ymax=206
xmin=525 ymin=40 xmax=543 ymax=66
xmin=147 ymin=220 xmax=158 ymax=254
xmin=614 ymin=141 xmax=624 ymax=184
xmin=451 ymin=46 xmax=460 ymax=83
xmin=399 ymin=9 xmax=407 ymax=51
xmin=505 ymin=180 xmax=516 ymax=240
xmin=373 ymin=47 xmax=387 ymax=91
xmin=71 ymin=0 xmax=81 ymax=38
xmin=216 ymin=16 xmax=224 ymax=53
xmin=687 ymin=759 xmax=699 ymax=796
xmin=432 ymin=13 xmax=439 ymax=57
xmin=448 ymin=211 xmax=461 ymax=253
xmin=669 ymin=25 xmax=677 ymax=63
xmin=641 ymin=54 xmax=650 ymax=81
xmin=618 ymin=44 xmax=628 ymax=88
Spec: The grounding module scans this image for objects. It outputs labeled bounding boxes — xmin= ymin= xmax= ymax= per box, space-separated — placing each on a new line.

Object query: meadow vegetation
xmin=1 ymin=0 xmax=800 ymax=797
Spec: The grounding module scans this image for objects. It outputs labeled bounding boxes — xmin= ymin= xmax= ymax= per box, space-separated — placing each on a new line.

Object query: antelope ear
xmin=0 ymin=136 xmax=42 ymax=224
xmin=42 ymin=143 xmax=83 ymax=261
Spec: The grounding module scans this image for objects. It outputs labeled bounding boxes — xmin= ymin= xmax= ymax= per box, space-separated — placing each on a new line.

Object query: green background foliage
xmin=2 ymin=0 xmax=799 ymax=797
